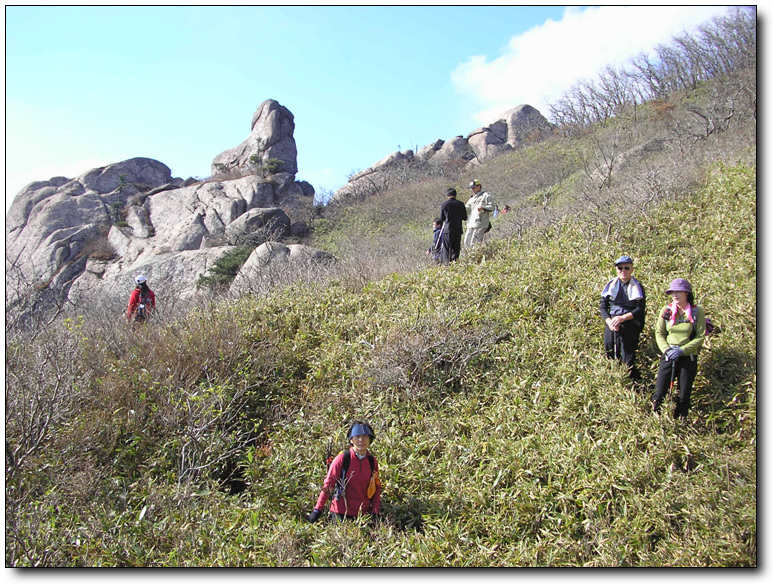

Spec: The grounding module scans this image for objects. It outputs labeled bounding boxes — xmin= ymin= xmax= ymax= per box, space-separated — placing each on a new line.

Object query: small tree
xmin=196 ymin=245 xmax=256 ymax=290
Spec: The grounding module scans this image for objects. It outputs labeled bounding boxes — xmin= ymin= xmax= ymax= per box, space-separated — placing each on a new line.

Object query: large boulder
xmin=223 ymin=207 xmax=291 ymax=245
xmin=415 ymin=139 xmax=445 ymax=163
xmin=467 ymin=120 xmax=511 ymax=163
xmin=67 ymin=247 xmax=234 ymax=307
xmin=500 ymin=104 xmax=555 ymax=149
xmin=211 ymin=99 xmax=298 ymax=179
xmin=229 ymin=242 xmax=335 ymax=295
xmin=427 ymin=136 xmax=476 ymax=167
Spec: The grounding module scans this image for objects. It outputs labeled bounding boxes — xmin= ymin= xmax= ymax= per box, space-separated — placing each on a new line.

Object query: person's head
xmin=666 ymin=278 xmax=694 ymax=306
xmin=445 ymin=188 xmax=457 ymax=199
xmin=469 ymin=179 xmax=482 ymax=194
xmin=433 ymin=218 xmax=442 ymax=229
xmin=347 ymin=420 xmax=375 ymax=455
xmin=135 ymin=274 xmax=148 ymax=289
xmin=614 ymin=255 xmax=634 ymax=283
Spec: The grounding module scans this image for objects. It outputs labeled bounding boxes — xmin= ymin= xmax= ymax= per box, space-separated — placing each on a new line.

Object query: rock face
xmin=229 ymin=241 xmax=335 ymax=295
xmin=333 ymin=104 xmax=554 ymax=201
xmin=211 ymin=99 xmax=298 ymax=178
xmin=6 ymin=100 xmax=320 ymax=317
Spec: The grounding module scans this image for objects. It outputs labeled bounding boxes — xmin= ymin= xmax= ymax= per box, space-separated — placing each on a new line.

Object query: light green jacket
xmin=655 ymin=304 xmax=706 ymax=356
xmin=465 ymin=191 xmax=495 ymax=229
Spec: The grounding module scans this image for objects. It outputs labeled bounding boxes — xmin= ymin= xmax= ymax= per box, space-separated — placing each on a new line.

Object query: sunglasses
xmin=617 ymin=266 xmax=632 ymax=271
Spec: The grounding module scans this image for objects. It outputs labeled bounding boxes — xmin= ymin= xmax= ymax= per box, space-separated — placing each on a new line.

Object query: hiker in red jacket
xmin=126 ymin=275 xmax=156 ymax=324
xmin=308 ymin=421 xmax=381 ymax=523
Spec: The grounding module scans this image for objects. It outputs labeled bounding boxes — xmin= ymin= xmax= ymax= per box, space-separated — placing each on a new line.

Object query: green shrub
xmin=196 ymin=245 xmax=256 ymax=290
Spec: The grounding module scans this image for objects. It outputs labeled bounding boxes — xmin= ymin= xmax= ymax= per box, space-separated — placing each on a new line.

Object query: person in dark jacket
xmin=307 ymin=421 xmax=381 ymax=523
xmin=427 ymin=218 xmax=443 ymax=263
xmin=600 ymin=255 xmax=646 ymax=380
xmin=652 ymin=278 xmax=706 ymax=419
xmin=437 ymin=188 xmax=467 ymax=264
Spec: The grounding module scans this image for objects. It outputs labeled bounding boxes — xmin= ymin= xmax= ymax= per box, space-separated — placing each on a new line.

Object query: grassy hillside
xmin=6 ymin=161 xmax=755 ymax=566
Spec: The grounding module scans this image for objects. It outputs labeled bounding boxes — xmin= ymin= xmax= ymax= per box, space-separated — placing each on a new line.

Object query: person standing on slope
xmin=307 ymin=421 xmax=382 ymax=523
xmin=437 ymin=188 xmax=468 ymax=264
xmin=464 ymin=179 xmax=495 ymax=248
xmin=126 ymin=275 xmax=156 ymax=325
xmin=600 ymin=255 xmax=646 ymax=380
xmin=652 ymin=278 xmax=706 ymax=420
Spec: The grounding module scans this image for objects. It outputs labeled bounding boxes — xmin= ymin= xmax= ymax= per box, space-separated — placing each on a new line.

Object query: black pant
xmin=441 ymin=231 xmax=462 ymax=263
xmin=604 ymin=323 xmax=642 ymax=379
xmin=652 ymin=355 xmax=698 ymax=419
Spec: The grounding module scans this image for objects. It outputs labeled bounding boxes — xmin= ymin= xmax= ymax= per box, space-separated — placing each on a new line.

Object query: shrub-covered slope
xmin=6 ymin=162 xmax=755 ymax=566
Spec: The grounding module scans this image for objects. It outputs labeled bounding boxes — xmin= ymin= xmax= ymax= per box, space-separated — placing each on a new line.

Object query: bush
xmin=196 ymin=245 xmax=256 ymax=290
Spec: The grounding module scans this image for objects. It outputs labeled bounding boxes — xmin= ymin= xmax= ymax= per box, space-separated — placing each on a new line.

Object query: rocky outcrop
xmin=6 ymin=100 xmax=317 ymax=316
xmin=211 ymin=99 xmax=298 ymax=178
xmin=229 ymin=241 xmax=335 ymax=295
xmin=333 ymin=104 xmax=554 ymax=201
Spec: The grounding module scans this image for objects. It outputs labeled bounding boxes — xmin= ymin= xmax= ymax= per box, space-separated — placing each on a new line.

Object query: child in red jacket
xmin=308 ymin=421 xmax=381 ymax=523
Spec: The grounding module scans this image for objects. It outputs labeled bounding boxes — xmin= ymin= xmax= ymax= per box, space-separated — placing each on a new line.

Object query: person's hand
xmin=606 ymin=318 xmax=619 ymax=332
xmin=668 ymin=346 xmax=684 ymax=360
xmin=307 ymin=509 xmax=321 ymax=523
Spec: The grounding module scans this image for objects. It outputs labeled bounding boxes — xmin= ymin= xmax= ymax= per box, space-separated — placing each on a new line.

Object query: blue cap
xmin=347 ymin=423 xmax=375 ymax=441
xmin=614 ymin=255 xmax=634 ymax=266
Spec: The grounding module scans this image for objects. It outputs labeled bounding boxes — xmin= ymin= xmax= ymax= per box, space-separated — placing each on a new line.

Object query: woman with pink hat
xmin=652 ymin=278 xmax=707 ymax=419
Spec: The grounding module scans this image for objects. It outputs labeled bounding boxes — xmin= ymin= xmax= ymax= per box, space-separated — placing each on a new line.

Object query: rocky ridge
xmin=6 ymin=99 xmax=326 ymax=315
xmin=332 ymin=104 xmax=554 ymax=201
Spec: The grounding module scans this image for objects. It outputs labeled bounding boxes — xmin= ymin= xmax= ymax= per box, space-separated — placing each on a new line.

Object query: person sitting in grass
xmin=307 ymin=421 xmax=381 ymax=523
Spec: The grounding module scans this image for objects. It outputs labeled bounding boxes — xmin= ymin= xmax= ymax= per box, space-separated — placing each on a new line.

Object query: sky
xmin=4 ymin=5 xmax=741 ymax=209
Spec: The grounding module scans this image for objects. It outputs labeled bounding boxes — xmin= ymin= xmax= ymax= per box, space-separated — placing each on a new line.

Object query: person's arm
xmin=314 ymin=452 xmax=344 ymax=511
xmin=655 ymin=309 xmax=670 ymax=354
xmin=126 ymin=290 xmax=138 ymax=321
xmin=480 ymin=193 xmax=495 ymax=212
xmin=629 ymin=294 xmax=646 ymax=323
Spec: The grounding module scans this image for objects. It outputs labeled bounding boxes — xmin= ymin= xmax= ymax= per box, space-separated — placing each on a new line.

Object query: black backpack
xmin=325 ymin=441 xmax=378 ymax=502
xmin=135 ymin=293 xmax=153 ymax=322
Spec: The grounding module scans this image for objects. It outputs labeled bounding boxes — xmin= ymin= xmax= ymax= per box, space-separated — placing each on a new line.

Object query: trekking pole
xmin=669 ymin=358 xmax=677 ymax=396
xmin=325 ymin=439 xmax=333 ymax=468
xmin=434 ymin=221 xmax=446 ymax=252
xmin=613 ymin=329 xmax=618 ymax=361
xmin=434 ymin=221 xmax=447 ymax=263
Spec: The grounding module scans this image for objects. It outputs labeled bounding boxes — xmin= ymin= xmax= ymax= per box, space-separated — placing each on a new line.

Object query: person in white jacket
xmin=464 ymin=179 xmax=495 ymax=248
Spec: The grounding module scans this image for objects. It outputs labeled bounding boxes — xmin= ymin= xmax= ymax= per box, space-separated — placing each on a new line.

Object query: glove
xmin=666 ymin=346 xmax=684 ymax=360
xmin=307 ymin=509 xmax=321 ymax=523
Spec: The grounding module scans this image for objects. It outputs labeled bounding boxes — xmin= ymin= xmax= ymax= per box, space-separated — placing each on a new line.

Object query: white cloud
xmin=5 ymin=158 xmax=110 ymax=210
xmin=452 ymin=5 xmax=733 ymax=125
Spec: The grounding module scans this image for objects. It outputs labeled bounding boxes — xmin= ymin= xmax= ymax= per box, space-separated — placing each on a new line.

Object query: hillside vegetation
xmin=6 ymin=9 xmax=756 ymax=566
xmin=5 ymin=160 xmax=755 ymax=566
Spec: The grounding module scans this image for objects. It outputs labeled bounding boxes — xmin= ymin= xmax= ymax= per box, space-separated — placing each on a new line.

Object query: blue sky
xmin=5 ymin=5 xmax=738 ymax=208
